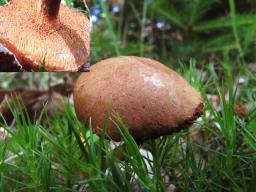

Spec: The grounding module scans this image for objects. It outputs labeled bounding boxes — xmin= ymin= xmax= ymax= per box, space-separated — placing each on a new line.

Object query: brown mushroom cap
xmin=74 ymin=56 xmax=203 ymax=141
xmin=0 ymin=0 xmax=89 ymax=71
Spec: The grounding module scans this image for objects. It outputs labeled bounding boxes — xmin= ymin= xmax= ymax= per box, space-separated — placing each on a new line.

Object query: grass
xmin=0 ymin=61 xmax=255 ymax=191
xmin=90 ymin=0 xmax=256 ymax=68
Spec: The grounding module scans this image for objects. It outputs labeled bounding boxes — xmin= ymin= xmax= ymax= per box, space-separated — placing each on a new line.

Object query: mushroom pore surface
xmin=0 ymin=0 xmax=89 ymax=71
xmin=74 ymin=56 xmax=203 ymax=141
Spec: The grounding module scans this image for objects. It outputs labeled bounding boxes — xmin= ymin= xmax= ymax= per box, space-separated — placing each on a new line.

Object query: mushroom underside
xmin=0 ymin=3 xmax=89 ymax=71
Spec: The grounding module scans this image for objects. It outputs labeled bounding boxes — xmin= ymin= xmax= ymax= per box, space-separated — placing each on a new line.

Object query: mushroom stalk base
xmin=36 ymin=0 xmax=61 ymax=22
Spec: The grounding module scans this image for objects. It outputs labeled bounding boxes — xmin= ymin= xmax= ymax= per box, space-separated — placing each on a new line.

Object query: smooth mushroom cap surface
xmin=74 ymin=56 xmax=203 ymax=141
xmin=0 ymin=0 xmax=89 ymax=71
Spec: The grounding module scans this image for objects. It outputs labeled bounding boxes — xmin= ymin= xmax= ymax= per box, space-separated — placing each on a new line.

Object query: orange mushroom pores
xmin=0 ymin=0 xmax=89 ymax=71
xmin=74 ymin=56 xmax=203 ymax=141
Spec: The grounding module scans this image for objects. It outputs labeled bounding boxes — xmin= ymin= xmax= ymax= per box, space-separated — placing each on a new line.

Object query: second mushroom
xmin=0 ymin=0 xmax=90 ymax=72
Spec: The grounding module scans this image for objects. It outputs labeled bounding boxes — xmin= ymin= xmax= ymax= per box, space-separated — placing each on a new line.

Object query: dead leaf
xmin=0 ymin=83 xmax=74 ymax=124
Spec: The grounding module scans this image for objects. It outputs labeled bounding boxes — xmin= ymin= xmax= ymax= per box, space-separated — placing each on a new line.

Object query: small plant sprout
xmin=0 ymin=0 xmax=89 ymax=71
xmin=74 ymin=56 xmax=203 ymax=142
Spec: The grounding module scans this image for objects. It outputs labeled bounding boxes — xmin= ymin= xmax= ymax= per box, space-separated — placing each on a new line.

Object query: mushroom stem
xmin=36 ymin=0 xmax=61 ymax=22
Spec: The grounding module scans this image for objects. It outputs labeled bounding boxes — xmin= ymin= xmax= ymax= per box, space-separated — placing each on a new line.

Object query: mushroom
xmin=0 ymin=0 xmax=89 ymax=71
xmin=74 ymin=56 xmax=203 ymax=142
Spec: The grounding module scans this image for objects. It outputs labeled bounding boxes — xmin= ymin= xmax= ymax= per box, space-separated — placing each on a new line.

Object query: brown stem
xmin=36 ymin=0 xmax=61 ymax=22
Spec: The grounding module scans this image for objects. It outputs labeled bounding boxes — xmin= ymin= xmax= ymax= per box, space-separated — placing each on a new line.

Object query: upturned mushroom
xmin=74 ymin=56 xmax=203 ymax=142
xmin=0 ymin=0 xmax=89 ymax=71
